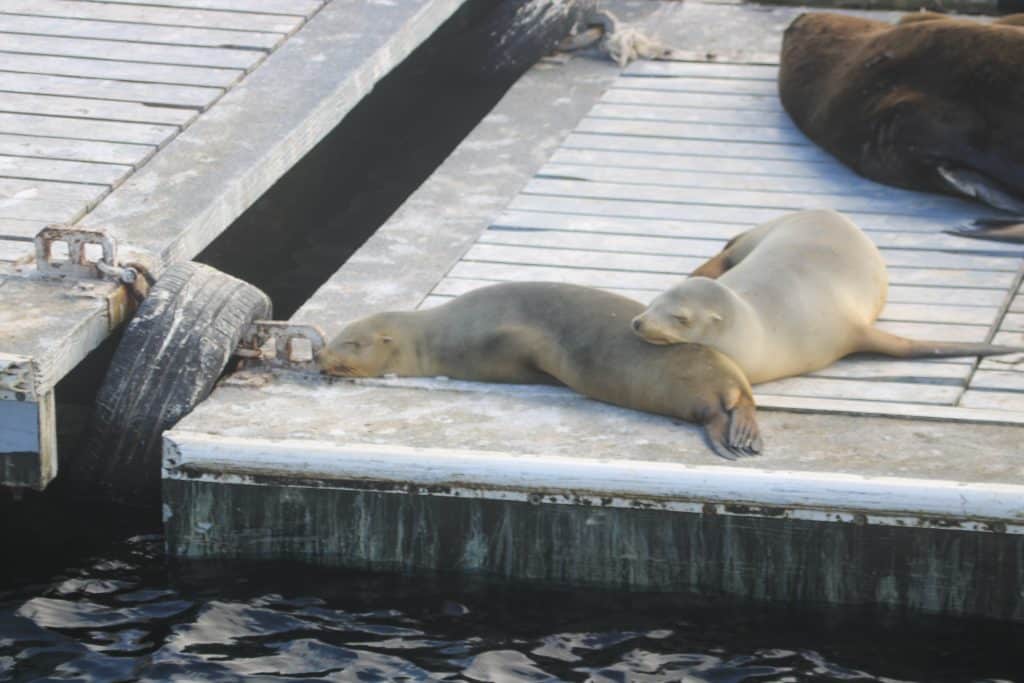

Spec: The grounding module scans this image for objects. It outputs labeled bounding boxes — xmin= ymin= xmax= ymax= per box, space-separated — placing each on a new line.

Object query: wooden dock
xmin=0 ymin=0 xmax=472 ymax=488
xmin=164 ymin=0 xmax=1021 ymax=620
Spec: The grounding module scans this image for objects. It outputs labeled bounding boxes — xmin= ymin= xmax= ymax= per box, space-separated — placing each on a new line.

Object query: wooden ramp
xmin=0 ymin=0 xmax=322 ymax=262
xmin=422 ymin=59 xmax=1024 ymax=424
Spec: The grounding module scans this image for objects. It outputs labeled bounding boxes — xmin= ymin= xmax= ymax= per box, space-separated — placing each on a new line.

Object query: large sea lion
xmin=778 ymin=11 xmax=1024 ymax=240
xmin=319 ymin=282 xmax=762 ymax=460
xmin=631 ymin=210 xmax=1024 ymax=385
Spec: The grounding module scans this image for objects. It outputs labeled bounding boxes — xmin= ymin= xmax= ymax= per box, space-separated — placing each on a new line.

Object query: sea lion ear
xmin=709 ymin=312 xmax=723 ymax=322
xmin=380 ymin=335 xmax=393 ymax=344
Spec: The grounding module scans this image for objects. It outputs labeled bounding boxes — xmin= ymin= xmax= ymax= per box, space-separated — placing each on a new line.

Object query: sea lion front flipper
xmin=937 ymin=166 xmax=1024 ymax=215
xmin=944 ymin=218 xmax=1024 ymax=244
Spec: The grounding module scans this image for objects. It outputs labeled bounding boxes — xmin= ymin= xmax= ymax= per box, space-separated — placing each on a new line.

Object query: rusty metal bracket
xmin=35 ymin=226 xmax=121 ymax=280
xmin=0 ymin=353 xmax=36 ymax=402
xmin=236 ymin=321 xmax=326 ymax=372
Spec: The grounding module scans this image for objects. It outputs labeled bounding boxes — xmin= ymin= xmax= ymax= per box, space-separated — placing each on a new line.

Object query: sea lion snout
xmin=631 ymin=312 xmax=684 ymax=345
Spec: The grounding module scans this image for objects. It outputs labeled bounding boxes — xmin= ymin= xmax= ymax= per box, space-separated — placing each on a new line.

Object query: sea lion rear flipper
xmin=937 ymin=166 xmax=1024 ymax=215
xmin=857 ymin=326 xmax=1024 ymax=359
xmin=702 ymin=395 xmax=763 ymax=460
xmin=944 ymin=218 xmax=1024 ymax=244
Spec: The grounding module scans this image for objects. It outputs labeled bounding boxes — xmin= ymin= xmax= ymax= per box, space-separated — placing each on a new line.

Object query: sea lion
xmin=319 ymin=282 xmax=762 ymax=460
xmin=631 ymin=210 xmax=1024 ymax=384
xmin=778 ymin=12 xmax=1024 ymax=228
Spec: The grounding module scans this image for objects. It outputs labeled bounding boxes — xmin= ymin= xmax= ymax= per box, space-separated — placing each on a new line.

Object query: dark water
xmin=2 ymin=534 xmax=1023 ymax=682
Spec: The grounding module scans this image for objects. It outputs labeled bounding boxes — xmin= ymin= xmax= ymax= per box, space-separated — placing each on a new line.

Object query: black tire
xmin=68 ymin=262 xmax=272 ymax=505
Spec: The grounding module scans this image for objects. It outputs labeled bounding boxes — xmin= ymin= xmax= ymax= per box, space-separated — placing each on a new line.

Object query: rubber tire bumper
xmin=69 ymin=261 xmax=272 ymax=505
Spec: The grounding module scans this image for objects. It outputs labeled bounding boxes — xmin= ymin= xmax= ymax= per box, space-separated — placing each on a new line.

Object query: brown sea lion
xmin=778 ymin=11 xmax=1024 ymax=241
xmin=319 ymin=282 xmax=763 ymax=460
xmin=631 ymin=210 xmax=1024 ymax=384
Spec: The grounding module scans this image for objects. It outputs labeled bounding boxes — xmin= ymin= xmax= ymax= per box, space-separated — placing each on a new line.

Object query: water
xmin=1 ymin=535 xmax=1022 ymax=682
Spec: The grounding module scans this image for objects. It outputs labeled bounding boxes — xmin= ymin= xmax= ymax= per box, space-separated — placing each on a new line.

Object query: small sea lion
xmin=631 ymin=210 xmax=1024 ymax=384
xmin=779 ymin=12 xmax=1024 ymax=225
xmin=319 ymin=282 xmax=763 ymax=460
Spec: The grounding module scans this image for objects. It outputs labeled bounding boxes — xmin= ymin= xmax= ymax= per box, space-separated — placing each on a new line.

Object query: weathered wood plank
xmin=590 ymin=103 xmax=795 ymax=127
xmin=0 ymin=176 xmax=106 ymax=201
xmin=1 ymin=0 xmax=303 ymax=34
xmin=0 ymin=134 xmax=154 ymax=166
xmin=959 ymin=390 xmax=1024 ymax=411
xmin=0 ymin=52 xmax=243 ymax=88
xmin=577 ymin=118 xmax=810 ymax=146
xmin=0 ymin=112 xmax=176 ymax=146
xmin=0 ymin=216 xmax=48 ymax=236
xmin=602 ymin=87 xmax=783 ymax=112
xmin=478 ymin=226 xmax=1019 ymax=273
xmin=563 ymin=132 xmax=829 ymax=162
xmin=756 ymin=376 xmax=960 ymax=405
xmin=0 ymin=92 xmax=195 ymax=126
xmin=549 ymin=147 xmax=830 ymax=178
xmin=624 ymin=61 xmax=780 ymax=80
xmin=809 ymin=358 xmax=972 ymax=381
xmin=491 ymin=210 xmax=1024 ymax=253
xmin=968 ymin=370 xmax=1024 ymax=392
xmin=993 ymin=331 xmax=1024 ymax=347
xmin=97 ymin=0 xmax=321 ymax=14
xmin=0 ymin=237 xmax=32 ymax=262
xmin=0 ymin=155 xmax=130 ymax=185
xmin=1000 ymin=313 xmax=1024 ymax=331
xmin=0 ymin=71 xmax=221 ymax=109
xmin=445 ymin=262 xmax=1010 ymax=305
xmin=508 ymin=195 xmax=994 ymax=235
xmin=0 ymin=195 xmax=89 ymax=223
xmin=540 ymin=159 xmax=885 ymax=195
xmin=523 ymin=178 xmax=984 ymax=219
xmin=0 ymin=28 xmax=268 ymax=67
xmin=756 ymin=393 xmax=1024 ymax=425
xmin=613 ymin=75 xmax=779 ymax=95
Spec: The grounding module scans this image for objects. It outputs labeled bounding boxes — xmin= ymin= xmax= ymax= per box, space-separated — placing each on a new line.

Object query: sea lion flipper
xmin=702 ymin=411 xmax=740 ymax=461
xmin=937 ymin=167 xmax=1024 ymax=215
xmin=944 ymin=218 xmax=1024 ymax=244
xmin=857 ymin=326 xmax=1024 ymax=359
xmin=727 ymin=395 xmax=763 ymax=456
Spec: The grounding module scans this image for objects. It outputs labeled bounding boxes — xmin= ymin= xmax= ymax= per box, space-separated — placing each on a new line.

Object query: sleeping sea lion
xmin=778 ymin=11 xmax=1024 ymax=237
xmin=319 ymin=282 xmax=763 ymax=460
xmin=631 ymin=210 xmax=1024 ymax=384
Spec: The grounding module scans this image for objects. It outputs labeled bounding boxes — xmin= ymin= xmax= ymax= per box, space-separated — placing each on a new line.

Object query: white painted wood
xmin=98 ymin=0 xmax=321 ymax=14
xmin=624 ymin=61 xmax=779 ymax=80
xmin=0 ymin=195 xmax=90 ymax=223
xmin=0 ymin=71 xmax=222 ymax=109
xmin=968 ymin=370 xmax=1024 ymax=392
xmin=577 ymin=117 xmax=810 ymax=146
xmin=959 ymin=390 xmax=1024 ymax=412
xmin=508 ymin=195 xmax=998 ymax=234
xmin=523 ymin=178 xmax=987 ymax=219
xmin=0 ymin=155 xmax=130 ymax=185
xmin=563 ymin=132 xmax=831 ymax=162
xmin=0 ymin=134 xmax=154 ymax=166
xmin=614 ymin=75 xmax=779 ymax=95
xmin=1000 ymin=313 xmax=1024 ymax=331
xmin=590 ymin=103 xmax=795 ymax=127
xmin=993 ymin=331 xmax=1024 ymax=347
xmin=1 ymin=0 xmax=303 ymax=34
xmin=756 ymin=376 xmax=961 ymax=404
xmin=756 ymin=393 xmax=1024 ymax=426
xmin=0 ymin=92 xmax=196 ymax=126
xmin=601 ymin=87 xmax=782 ymax=111
xmin=549 ymin=147 xmax=829 ymax=178
xmin=0 ymin=29 xmax=269 ymax=67
xmin=164 ymin=431 xmax=1024 ymax=525
xmin=0 ymin=14 xmax=284 ymax=50
xmin=0 ymin=112 xmax=176 ymax=146
xmin=478 ymin=225 xmax=1019 ymax=273
xmin=0 ymin=52 xmax=243 ymax=88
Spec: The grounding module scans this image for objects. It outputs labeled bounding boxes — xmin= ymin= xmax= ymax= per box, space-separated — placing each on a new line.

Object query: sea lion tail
xmin=857 ymin=327 xmax=1024 ymax=359
xmin=702 ymin=393 xmax=763 ymax=460
xmin=944 ymin=217 xmax=1024 ymax=244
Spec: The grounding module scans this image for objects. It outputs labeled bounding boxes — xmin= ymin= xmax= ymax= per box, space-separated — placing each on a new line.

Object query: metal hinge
xmin=236 ymin=321 xmax=326 ymax=372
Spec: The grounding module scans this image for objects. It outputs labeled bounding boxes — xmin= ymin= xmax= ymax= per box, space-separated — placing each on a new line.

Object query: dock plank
xmin=0 ymin=92 xmax=195 ymax=126
xmin=97 ymin=0 xmax=322 ymax=14
xmin=0 ymin=112 xmax=176 ymax=146
xmin=577 ymin=117 xmax=810 ymax=146
xmin=614 ymin=75 xmax=779 ymax=95
xmin=0 ymin=71 xmax=222 ymax=109
xmin=0 ymin=236 xmax=31 ymax=262
xmin=602 ymin=88 xmax=783 ymax=111
xmin=0 ymin=52 xmax=243 ymax=88
xmin=0 ymin=155 xmax=131 ymax=185
xmin=0 ymin=134 xmax=154 ymax=166
xmin=0 ymin=195 xmax=90 ymax=223
xmin=960 ymin=390 xmax=1024 ymax=411
xmin=1 ymin=0 xmax=303 ymax=34
xmin=755 ymin=376 xmax=961 ymax=405
xmin=0 ymin=29 xmax=269 ymax=68
xmin=564 ymin=132 xmax=831 ymax=162
xmin=624 ymin=61 xmax=780 ymax=80
xmin=0 ymin=177 xmax=106 ymax=201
